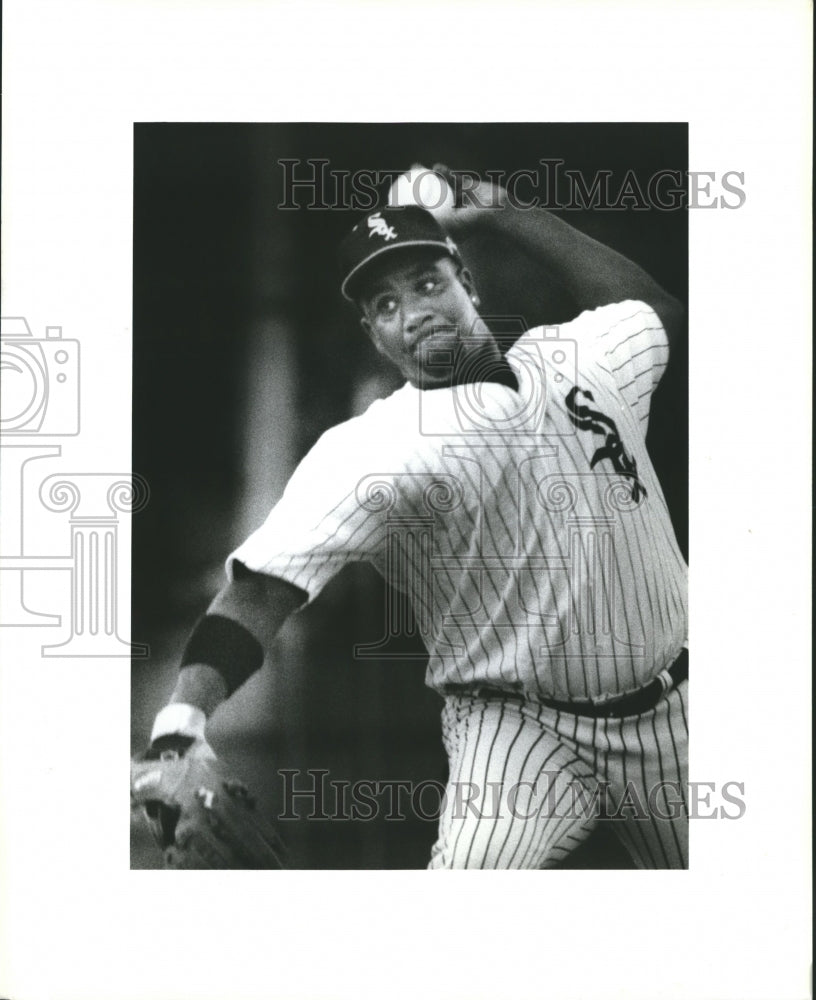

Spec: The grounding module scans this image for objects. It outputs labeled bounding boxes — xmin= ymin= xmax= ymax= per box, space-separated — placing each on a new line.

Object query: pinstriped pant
xmin=428 ymin=680 xmax=688 ymax=869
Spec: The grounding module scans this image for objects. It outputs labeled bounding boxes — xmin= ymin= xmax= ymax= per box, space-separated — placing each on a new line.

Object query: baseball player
xmin=135 ymin=166 xmax=688 ymax=869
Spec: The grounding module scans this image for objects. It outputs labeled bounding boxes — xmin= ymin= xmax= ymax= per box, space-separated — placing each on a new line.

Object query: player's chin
xmin=412 ymin=364 xmax=456 ymax=391
xmin=409 ymin=335 xmax=462 ymax=389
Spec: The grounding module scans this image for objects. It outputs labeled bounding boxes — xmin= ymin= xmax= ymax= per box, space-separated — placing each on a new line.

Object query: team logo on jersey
xmin=367 ymin=212 xmax=397 ymax=242
xmin=566 ymin=386 xmax=647 ymax=502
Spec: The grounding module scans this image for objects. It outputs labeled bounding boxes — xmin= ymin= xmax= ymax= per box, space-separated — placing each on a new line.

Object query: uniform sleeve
xmin=583 ymin=300 xmax=670 ymax=428
xmin=226 ymin=427 xmax=389 ymax=605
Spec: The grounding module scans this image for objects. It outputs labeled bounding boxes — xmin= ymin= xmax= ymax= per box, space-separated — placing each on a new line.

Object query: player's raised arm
xmin=391 ymin=166 xmax=685 ymax=347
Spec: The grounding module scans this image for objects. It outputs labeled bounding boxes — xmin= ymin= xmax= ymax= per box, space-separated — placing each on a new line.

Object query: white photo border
xmin=0 ymin=2 xmax=811 ymax=1000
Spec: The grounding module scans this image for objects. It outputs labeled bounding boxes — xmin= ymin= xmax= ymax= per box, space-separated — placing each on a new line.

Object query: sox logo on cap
xmin=367 ymin=212 xmax=397 ymax=241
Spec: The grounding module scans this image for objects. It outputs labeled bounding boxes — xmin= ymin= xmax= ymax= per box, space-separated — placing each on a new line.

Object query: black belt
xmin=456 ymin=648 xmax=688 ymax=720
xmin=535 ymin=647 xmax=688 ymax=719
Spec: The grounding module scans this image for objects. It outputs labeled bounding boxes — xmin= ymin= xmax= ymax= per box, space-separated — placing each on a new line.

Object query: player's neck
xmin=417 ymin=356 xmax=519 ymax=392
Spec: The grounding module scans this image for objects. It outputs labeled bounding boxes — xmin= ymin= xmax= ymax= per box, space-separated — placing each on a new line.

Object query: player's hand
xmin=131 ymin=734 xmax=287 ymax=869
xmin=131 ymin=734 xmax=217 ymax=848
xmin=387 ymin=163 xmax=506 ymax=232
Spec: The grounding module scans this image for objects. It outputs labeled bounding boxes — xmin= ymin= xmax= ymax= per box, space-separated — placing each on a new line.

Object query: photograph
xmin=131 ymin=123 xmax=691 ymax=870
xmin=1 ymin=2 xmax=810 ymax=997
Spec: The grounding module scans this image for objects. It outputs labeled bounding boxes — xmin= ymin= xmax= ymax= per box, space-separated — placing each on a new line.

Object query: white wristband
xmin=151 ymin=702 xmax=207 ymax=742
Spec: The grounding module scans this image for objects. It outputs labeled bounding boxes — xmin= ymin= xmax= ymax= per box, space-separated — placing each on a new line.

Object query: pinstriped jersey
xmin=227 ymin=300 xmax=687 ymax=702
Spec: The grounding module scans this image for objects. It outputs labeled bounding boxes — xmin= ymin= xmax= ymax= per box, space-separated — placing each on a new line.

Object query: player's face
xmin=358 ymin=252 xmax=498 ymax=389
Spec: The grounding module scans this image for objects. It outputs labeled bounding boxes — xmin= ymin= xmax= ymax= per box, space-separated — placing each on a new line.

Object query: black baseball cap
xmin=339 ymin=205 xmax=461 ymax=301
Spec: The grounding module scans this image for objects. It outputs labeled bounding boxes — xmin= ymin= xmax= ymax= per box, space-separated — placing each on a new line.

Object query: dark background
xmin=132 ymin=123 xmax=688 ymax=869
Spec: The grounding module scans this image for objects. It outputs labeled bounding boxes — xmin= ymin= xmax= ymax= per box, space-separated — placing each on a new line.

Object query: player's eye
xmin=374 ymin=296 xmax=398 ymax=317
xmin=417 ymin=275 xmax=439 ymax=294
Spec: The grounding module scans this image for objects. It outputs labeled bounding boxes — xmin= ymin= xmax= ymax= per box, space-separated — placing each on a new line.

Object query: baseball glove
xmin=131 ymin=736 xmax=287 ymax=869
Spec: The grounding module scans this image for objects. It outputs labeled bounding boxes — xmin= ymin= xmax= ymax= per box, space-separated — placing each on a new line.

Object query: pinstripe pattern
xmin=429 ymin=678 xmax=688 ymax=869
xmin=228 ymin=300 xmax=687 ymax=703
xmin=227 ymin=299 xmax=688 ymax=868
xmin=429 ymin=694 xmax=600 ymax=869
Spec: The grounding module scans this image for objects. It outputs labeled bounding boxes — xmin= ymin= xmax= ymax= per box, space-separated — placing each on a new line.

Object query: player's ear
xmin=458 ymin=266 xmax=480 ymax=308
